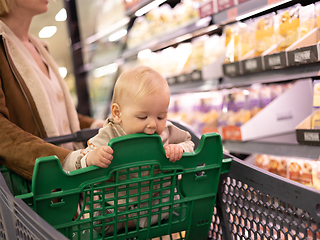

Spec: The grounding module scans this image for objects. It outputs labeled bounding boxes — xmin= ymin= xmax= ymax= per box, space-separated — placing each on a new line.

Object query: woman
xmin=0 ymin=0 xmax=102 ymax=180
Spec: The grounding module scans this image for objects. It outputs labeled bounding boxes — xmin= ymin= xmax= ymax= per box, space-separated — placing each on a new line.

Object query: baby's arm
xmin=86 ymin=146 xmax=114 ymax=168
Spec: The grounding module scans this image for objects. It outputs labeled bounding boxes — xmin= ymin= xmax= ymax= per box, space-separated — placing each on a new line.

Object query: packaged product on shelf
xmin=267 ymin=155 xmax=287 ymax=178
xmin=223 ymin=23 xmax=240 ymax=63
xmin=254 ymin=154 xmax=270 ymax=171
xmin=316 ymin=1 xmax=320 ymax=31
xmin=311 ymin=80 xmax=320 ymax=129
xmin=127 ymin=16 xmax=149 ymax=49
xmin=222 ymin=90 xmax=249 ymax=127
xmin=168 ymin=94 xmax=194 ymax=125
xmin=246 ymin=87 xmax=261 ymax=119
xmin=254 ymin=12 xmax=276 ymax=57
xmin=288 ymin=158 xmax=313 ymax=186
xmin=198 ymin=92 xmax=223 ymax=134
xmin=203 ymin=34 xmax=225 ymax=66
xmin=299 ymin=3 xmax=315 ymax=38
xmin=276 ymin=4 xmax=301 ymax=52
xmin=172 ymin=0 xmax=200 ymax=27
xmin=239 ymin=20 xmax=255 ymax=60
xmin=189 ymin=35 xmax=208 ymax=71
xmin=174 ymin=43 xmax=194 ymax=76
xmin=254 ymin=154 xmax=320 ymax=190
xmin=259 ymin=85 xmax=272 ymax=109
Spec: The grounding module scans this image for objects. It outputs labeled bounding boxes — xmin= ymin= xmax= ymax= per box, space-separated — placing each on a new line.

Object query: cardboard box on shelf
xmin=222 ymin=78 xmax=313 ymax=141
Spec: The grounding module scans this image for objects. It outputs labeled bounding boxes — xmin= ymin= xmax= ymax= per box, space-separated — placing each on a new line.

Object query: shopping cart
xmin=0 ymin=120 xmax=231 ymax=240
xmin=0 ymin=120 xmax=319 ymax=239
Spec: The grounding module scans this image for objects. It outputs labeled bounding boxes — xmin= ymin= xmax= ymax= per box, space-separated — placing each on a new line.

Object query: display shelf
xmin=122 ymin=17 xmax=211 ymax=59
xmin=223 ymin=132 xmax=320 ymax=160
xmin=212 ymin=0 xmax=294 ymax=24
xmin=169 ymin=78 xmax=220 ymax=94
xmin=220 ymin=62 xmax=320 ymax=88
xmin=125 ymin=0 xmax=153 ymax=17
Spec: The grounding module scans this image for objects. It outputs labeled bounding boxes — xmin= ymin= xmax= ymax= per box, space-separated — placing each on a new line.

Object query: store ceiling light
xmin=38 ymin=26 xmax=57 ymax=38
xmin=109 ymin=29 xmax=127 ymax=42
xmin=236 ymin=0 xmax=292 ymax=21
xmin=59 ymin=67 xmax=68 ymax=78
xmin=135 ymin=0 xmax=166 ymax=17
xmin=55 ymin=8 xmax=67 ymax=21
xmin=93 ymin=63 xmax=118 ymax=78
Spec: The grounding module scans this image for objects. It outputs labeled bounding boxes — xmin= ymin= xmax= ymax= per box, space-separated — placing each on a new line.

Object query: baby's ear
xmin=111 ymin=103 xmax=122 ymax=123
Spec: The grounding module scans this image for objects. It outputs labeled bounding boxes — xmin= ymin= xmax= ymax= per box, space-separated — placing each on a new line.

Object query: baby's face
xmin=119 ymin=91 xmax=170 ymax=135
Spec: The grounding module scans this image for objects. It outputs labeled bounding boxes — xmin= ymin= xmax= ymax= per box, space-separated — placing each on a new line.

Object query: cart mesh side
xmin=209 ymin=157 xmax=320 ymax=240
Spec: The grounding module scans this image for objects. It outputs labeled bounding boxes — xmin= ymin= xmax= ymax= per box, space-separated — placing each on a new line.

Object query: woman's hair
xmin=0 ymin=0 xmax=14 ymax=17
xmin=112 ymin=66 xmax=169 ymax=105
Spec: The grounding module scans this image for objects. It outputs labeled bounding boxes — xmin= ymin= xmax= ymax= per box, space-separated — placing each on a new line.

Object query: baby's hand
xmin=164 ymin=144 xmax=183 ymax=162
xmin=86 ymin=146 xmax=113 ymax=168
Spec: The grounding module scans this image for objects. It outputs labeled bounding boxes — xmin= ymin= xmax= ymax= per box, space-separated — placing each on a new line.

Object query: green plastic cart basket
xmin=12 ymin=132 xmax=231 ymax=240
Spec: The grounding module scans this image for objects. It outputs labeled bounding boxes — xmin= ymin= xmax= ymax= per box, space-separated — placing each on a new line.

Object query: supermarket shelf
xmin=213 ymin=0 xmax=294 ymax=24
xmin=122 ymin=0 xmax=299 ymax=60
xmin=170 ymin=78 xmax=220 ymax=94
xmin=125 ymin=0 xmax=153 ymax=16
xmin=122 ymin=17 xmax=210 ymax=59
xmin=223 ymin=132 xmax=320 ymax=160
xmin=220 ymin=62 xmax=320 ymax=88
xmin=168 ymin=61 xmax=320 ymax=91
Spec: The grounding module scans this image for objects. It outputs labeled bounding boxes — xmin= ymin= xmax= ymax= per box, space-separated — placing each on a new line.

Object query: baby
xmin=62 ymin=65 xmax=194 ymax=171
xmin=62 ymin=65 xmax=194 ymax=234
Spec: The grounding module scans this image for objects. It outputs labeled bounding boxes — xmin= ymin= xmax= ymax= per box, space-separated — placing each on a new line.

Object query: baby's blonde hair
xmin=112 ymin=66 xmax=169 ymax=105
xmin=0 ymin=0 xmax=14 ymax=17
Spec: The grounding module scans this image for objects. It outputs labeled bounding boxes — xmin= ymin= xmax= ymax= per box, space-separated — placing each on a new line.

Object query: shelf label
xmin=199 ymin=1 xmax=215 ymax=19
xmin=191 ymin=70 xmax=202 ymax=81
xmin=268 ymin=55 xmax=281 ymax=66
xmin=223 ymin=62 xmax=241 ymax=76
xmin=294 ymin=50 xmax=311 ymax=62
xmin=287 ymin=45 xmax=318 ymax=66
xmin=264 ymin=52 xmax=287 ymax=70
xmin=177 ymin=75 xmax=187 ymax=83
xmin=304 ymin=132 xmax=320 ymax=142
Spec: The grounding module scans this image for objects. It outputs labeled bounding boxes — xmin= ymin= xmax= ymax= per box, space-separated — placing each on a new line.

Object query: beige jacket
xmin=0 ymin=20 xmax=94 ymax=180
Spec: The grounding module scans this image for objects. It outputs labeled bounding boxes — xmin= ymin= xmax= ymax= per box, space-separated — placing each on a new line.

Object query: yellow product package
xmin=312 ymin=80 xmax=320 ymax=129
xmin=299 ymin=3 xmax=315 ymax=38
xmin=254 ymin=12 xmax=276 ymax=56
xmin=223 ymin=23 xmax=240 ymax=63
xmin=276 ymin=4 xmax=301 ymax=52
xmin=239 ymin=20 xmax=255 ymax=59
